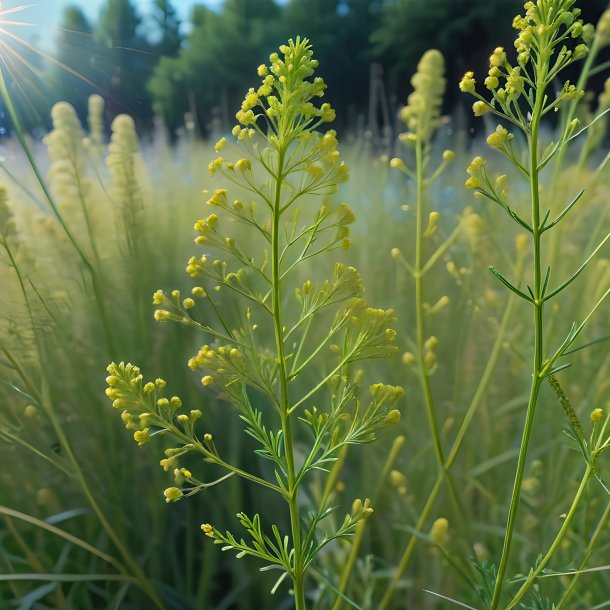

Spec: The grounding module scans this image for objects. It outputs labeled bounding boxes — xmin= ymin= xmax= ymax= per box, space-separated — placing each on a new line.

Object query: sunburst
xmin=0 ymin=3 xmax=102 ymax=125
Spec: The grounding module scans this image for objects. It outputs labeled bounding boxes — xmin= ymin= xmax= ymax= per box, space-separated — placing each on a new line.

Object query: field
xmin=2 ymin=2 xmax=610 ymax=609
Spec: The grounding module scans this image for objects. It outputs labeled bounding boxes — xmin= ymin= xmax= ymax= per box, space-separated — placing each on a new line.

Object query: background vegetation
xmin=6 ymin=0 xmax=610 ymax=139
xmin=2 ymin=1 xmax=610 ymax=609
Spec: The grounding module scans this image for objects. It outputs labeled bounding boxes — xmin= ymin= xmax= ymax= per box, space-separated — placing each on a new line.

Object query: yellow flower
xmin=489 ymin=46 xmax=506 ymax=68
xmin=133 ymin=429 xmax=151 ymax=446
xmin=591 ymin=408 xmax=605 ymax=424
xmin=465 ymin=177 xmax=482 ymax=190
xmin=472 ymin=101 xmax=490 ymax=116
xmin=430 ymin=517 xmax=449 ymax=546
xmin=487 ymin=124 xmax=510 ymax=149
xmin=201 ymin=523 xmax=215 ymax=537
xmin=467 ymin=156 xmax=485 ymax=174
xmin=164 ymin=487 xmax=183 ymax=502
xmin=459 ymin=71 xmax=476 ymax=93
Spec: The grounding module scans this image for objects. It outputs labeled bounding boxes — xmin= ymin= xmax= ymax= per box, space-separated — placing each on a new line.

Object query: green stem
xmin=489 ymin=71 xmax=548 ymax=610
xmin=414 ymin=138 xmax=471 ymax=549
xmin=331 ymin=436 xmax=404 ymax=610
xmin=555 ymin=499 xmax=610 ymax=610
xmin=271 ymin=145 xmax=306 ymax=610
xmin=377 ymin=180 xmax=524 ymax=610
xmin=504 ymin=464 xmax=594 ymax=610
xmin=414 ymin=139 xmax=445 ymax=471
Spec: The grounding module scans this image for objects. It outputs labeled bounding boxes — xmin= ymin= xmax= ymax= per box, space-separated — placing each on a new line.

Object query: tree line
xmin=7 ymin=0 xmax=610 ymax=139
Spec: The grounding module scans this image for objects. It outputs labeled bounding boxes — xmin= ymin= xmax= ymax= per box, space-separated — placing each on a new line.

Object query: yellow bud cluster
xmin=430 ymin=517 xmax=449 ymax=546
xmin=465 ymin=156 xmax=485 ymax=190
xmin=486 ymin=124 xmax=511 ymax=149
xmin=186 ymin=255 xmax=207 ymax=278
xmin=399 ymin=49 xmax=446 ymax=142
xmin=459 ymin=71 xmax=476 ymax=94
xmin=201 ymin=523 xmax=215 ymax=537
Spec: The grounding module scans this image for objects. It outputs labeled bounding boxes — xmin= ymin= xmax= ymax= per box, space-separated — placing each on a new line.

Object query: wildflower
xmin=489 ymin=46 xmax=506 ymax=68
xmin=164 ymin=487 xmax=183 ymax=502
xmin=398 ymin=49 xmax=446 ymax=141
xmin=443 ymin=150 xmax=455 ymax=162
xmin=235 ymin=158 xmax=251 ymax=172
xmin=201 ymin=523 xmax=215 ymax=537
xmin=208 ymin=157 xmax=223 ymax=175
xmin=484 ymin=75 xmax=499 ymax=90
xmin=402 ymin=352 xmax=415 ymax=365
xmin=430 ymin=517 xmax=449 ymax=546
xmin=473 ymin=101 xmax=490 ymax=116
xmin=591 ymin=408 xmax=605 ymax=424
xmin=390 ymin=157 xmax=408 ymax=172
xmin=506 ymin=67 xmax=524 ymax=96
xmin=24 ymin=405 xmax=38 ymax=419
xmin=486 ymin=125 xmax=510 ymax=149
xmin=133 ymin=429 xmax=151 ymax=446
xmin=214 ymin=137 xmax=226 ymax=152
xmin=385 ymin=409 xmax=401 ymax=425
xmin=573 ymin=44 xmax=588 ymax=61
xmin=459 ymin=71 xmax=476 ymax=93
xmin=207 ymin=188 xmax=228 ymax=207
xmin=467 ymin=156 xmax=485 ymax=174
xmin=389 ymin=470 xmax=407 ymax=488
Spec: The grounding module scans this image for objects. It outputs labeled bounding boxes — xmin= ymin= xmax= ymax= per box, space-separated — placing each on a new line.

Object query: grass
xmin=2 ymin=4 xmax=610 ymax=608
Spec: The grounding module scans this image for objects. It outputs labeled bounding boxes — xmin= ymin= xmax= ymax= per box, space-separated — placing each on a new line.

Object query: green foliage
xmin=107 ymin=38 xmax=401 ymax=607
xmin=5 ymin=3 xmax=610 ymax=609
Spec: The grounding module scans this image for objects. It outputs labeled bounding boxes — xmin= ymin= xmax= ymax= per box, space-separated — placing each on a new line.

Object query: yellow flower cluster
xmin=45 ymin=102 xmax=86 ymax=206
xmin=399 ymin=49 xmax=446 ymax=142
xmin=233 ymin=37 xmax=334 ymax=137
xmin=87 ymin=94 xmax=105 ymax=151
xmin=465 ymin=156 xmax=485 ymax=191
xmin=461 ymin=0 xmax=588 ymax=119
xmin=104 ymin=362 xmax=217 ymax=505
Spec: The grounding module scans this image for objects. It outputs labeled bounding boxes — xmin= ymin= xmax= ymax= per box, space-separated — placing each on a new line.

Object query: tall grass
xmin=2 ymin=3 xmax=610 ymax=608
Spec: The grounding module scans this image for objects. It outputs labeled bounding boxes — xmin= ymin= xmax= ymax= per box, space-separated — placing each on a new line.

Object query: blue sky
xmin=2 ymin=0 xmax=220 ymax=46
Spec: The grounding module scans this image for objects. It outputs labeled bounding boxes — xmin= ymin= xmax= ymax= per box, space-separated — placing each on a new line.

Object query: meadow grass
xmin=2 ymin=2 xmax=610 ymax=608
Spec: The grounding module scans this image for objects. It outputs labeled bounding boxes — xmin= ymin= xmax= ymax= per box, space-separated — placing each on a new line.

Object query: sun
xmin=0 ymin=3 xmax=100 ymax=122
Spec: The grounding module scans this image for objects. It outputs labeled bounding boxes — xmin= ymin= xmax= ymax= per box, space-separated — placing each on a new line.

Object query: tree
xmin=44 ymin=6 xmax=96 ymax=126
xmin=372 ymin=0 xmax=517 ymax=111
xmin=150 ymin=0 xmax=182 ymax=58
xmin=282 ymin=0 xmax=383 ymax=130
xmin=94 ymin=0 xmax=155 ymax=129
xmin=148 ymin=1 xmax=281 ymax=138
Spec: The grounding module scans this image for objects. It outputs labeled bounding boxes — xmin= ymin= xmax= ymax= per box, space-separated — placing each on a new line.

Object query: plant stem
xmin=414 ymin=139 xmax=445 ymax=472
xmin=413 ymin=139 xmax=469 ymax=535
xmin=504 ymin=464 xmax=593 ymax=609
xmin=272 ymin=145 xmax=306 ymax=610
xmin=331 ymin=436 xmax=404 ymax=610
xmin=377 ymin=213 xmax=524 ymax=610
xmin=489 ymin=70 xmax=547 ymax=610
xmin=555 ymin=499 xmax=610 ymax=610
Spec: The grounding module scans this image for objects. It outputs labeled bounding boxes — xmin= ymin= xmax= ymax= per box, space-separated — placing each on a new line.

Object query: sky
xmin=1 ymin=0 xmax=220 ymax=46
